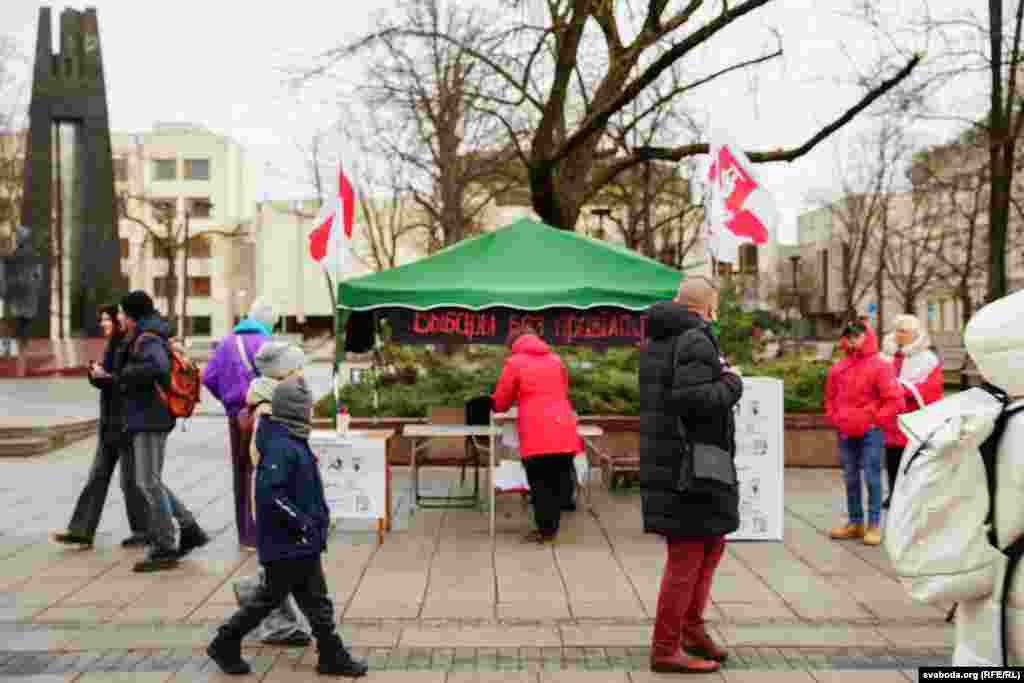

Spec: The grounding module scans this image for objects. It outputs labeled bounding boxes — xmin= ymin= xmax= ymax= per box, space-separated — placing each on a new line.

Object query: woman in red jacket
xmin=492 ymin=327 xmax=583 ymax=544
xmin=824 ymin=319 xmax=905 ymax=546
xmin=879 ymin=314 xmax=944 ymax=507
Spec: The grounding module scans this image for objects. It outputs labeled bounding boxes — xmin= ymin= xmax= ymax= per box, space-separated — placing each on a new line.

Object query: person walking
xmin=53 ymin=304 xmax=150 ymax=548
xmin=202 ymin=298 xmax=279 ymax=548
xmin=825 ymin=318 xmax=905 ymax=546
xmin=879 ymin=314 xmax=944 ymax=507
xmin=119 ymin=290 xmax=209 ymax=572
xmin=491 ymin=326 xmax=583 ymax=544
xmin=207 ymin=374 xmax=368 ymax=677
xmin=639 ymin=275 xmax=743 ymax=675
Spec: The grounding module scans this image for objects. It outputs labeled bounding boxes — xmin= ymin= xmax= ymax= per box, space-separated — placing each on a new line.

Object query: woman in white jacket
xmin=953 ymin=290 xmax=1024 ymax=666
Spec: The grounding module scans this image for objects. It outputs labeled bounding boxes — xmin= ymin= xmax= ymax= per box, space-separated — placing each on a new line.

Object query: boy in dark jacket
xmin=207 ymin=374 xmax=368 ymax=678
xmin=119 ymin=290 xmax=209 ymax=572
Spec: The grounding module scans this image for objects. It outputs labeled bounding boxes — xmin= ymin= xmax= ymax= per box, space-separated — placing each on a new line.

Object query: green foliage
xmin=313 ymin=338 xmax=829 ymax=418
xmin=746 ymin=355 xmax=830 ymax=414
xmin=716 ymin=282 xmax=760 ymax=366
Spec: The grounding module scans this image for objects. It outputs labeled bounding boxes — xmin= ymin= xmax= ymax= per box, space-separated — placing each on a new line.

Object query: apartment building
xmin=112 ymin=122 xmax=256 ymax=338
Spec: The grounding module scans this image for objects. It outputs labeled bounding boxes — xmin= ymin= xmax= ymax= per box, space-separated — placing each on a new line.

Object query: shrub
xmin=745 ymin=355 xmax=830 ymax=414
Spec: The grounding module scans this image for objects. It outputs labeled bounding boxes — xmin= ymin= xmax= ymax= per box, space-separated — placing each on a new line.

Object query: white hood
xmin=964 ymin=290 xmax=1024 ymax=397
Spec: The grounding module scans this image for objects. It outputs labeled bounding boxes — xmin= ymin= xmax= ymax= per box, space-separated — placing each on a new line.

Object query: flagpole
xmin=334 ymin=163 xmax=343 ymax=429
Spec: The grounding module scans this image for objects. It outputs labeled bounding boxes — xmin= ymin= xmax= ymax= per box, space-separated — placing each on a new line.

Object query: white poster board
xmin=727 ymin=377 xmax=785 ymax=541
xmin=308 ymin=431 xmax=387 ymax=522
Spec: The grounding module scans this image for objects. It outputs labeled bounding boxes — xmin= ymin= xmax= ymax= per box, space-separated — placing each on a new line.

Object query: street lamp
xmin=590 ymin=207 xmax=611 ymax=240
xmin=181 ymin=198 xmax=213 ymax=344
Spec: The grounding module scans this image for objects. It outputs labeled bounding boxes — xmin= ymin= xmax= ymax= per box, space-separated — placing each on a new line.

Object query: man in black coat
xmin=639 ymin=276 xmax=743 ymax=675
xmin=119 ymin=290 xmax=208 ymax=573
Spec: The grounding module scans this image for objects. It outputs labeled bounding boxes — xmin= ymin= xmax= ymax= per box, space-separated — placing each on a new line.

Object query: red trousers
xmin=652 ymin=536 xmax=726 ymax=657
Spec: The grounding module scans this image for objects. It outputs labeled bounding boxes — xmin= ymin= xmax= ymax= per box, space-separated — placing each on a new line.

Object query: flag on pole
xmin=704 ymin=130 xmax=780 ymax=264
xmin=308 ymin=165 xmax=356 ymax=279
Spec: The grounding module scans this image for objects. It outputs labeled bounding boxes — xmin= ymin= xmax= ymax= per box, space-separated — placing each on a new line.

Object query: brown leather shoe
xmin=650 ymin=651 xmax=721 ymax=674
xmin=829 ymin=522 xmax=865 ymax=540
xmin=682 ymin=626 xmax=729 ymax=662
xmin=863 ymin=526 xmax=882 ymax=546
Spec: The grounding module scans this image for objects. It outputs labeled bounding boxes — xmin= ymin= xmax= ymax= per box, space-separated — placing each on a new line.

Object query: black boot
xmin=178 ymin=523 xmax=210 ymax=558
xmin=207 ymin=631 xmax=251 ymax=675
xmin=53 ymin=531 xmax=94 ymax=548
xmin=316 ymin=634 xmax=368 ymax=677
xmin=121 ymin=533 xmax=151 ymax=548
xmin=133 ymin=545 xmax=179 ymax=573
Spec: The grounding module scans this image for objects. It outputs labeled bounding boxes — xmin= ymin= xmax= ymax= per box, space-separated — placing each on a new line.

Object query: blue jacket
xmin=119 ymin=317 xmax=176 ymax=434
xmin=254 ymin=418 xmax=330 ymax=563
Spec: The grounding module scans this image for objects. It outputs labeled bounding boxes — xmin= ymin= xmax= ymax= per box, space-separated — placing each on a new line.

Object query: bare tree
xmin=882 ymin=189 xmax=946 ymax=316
xmin=0 ymin=35 xmax=27 ymax=254
xmin=861 ymin=0 xmax=1024 ymax=302
xmin=320 ymin=1 xmax=920 ymax=231
xmin=304 ymin=0 xmax=517 ymax=250
xmin=118 ymin=193 xmax=246 ymax=334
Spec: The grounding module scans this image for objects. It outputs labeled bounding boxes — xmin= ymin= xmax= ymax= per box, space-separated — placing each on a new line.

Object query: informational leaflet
xmin=308 ymin=431 xmax=387 ymax=522
xmin=727 ymin=377 xmax=785 ymax=541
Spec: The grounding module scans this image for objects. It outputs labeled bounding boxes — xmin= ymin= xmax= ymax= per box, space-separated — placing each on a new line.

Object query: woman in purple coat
xmin=202 ymin=298 xmax=278 ymax=548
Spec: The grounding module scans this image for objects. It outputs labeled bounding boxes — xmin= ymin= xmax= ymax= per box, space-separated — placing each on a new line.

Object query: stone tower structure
xmin=16 ymin=7 xmax=121 ymax=337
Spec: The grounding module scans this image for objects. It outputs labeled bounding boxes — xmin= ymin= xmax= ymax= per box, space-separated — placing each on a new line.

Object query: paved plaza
xmin=0 ymin=378 xmax=950 ymax=681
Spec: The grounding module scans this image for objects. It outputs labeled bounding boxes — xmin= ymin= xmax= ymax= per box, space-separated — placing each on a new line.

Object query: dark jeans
xmin=218 ymin=555 xmax=337 ymax=643
xmin=652 ymin=536 xmax=726 ymax=657
xmin=133 ymin=432 xmax=196 ymax=551
xmin=839 ymin=428 xmax=884 ymax=528
xmin=228 ymin=416 xmax=257 ymax=546
xmin=67 ymin=437 xmax=148 ymax=538
xmin=522 ymin=453 xmax=575 ymax=536
xmin=885 ymin=445 xmax=905 ymax=497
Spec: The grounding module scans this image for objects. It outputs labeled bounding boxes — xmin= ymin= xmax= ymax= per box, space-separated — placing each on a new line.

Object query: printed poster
xmin=727 ymin=377 xmax=785 ymax=541
xmin=308 ymin=431 xmax=387 ymax=522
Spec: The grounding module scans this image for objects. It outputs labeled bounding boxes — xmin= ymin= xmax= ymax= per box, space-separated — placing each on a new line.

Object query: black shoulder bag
xmin=666 ymin=329 xmax=738 ymax=494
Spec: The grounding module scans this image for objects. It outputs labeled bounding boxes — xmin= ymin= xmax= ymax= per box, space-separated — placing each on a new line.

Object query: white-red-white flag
xmin=704 ymin=130 xmax=780 ymax=264
xmin=308 ymin=165 xmax=356 ymax=278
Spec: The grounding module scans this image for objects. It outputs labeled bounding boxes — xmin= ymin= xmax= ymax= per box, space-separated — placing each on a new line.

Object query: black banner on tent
xmin=383 ymin=306 xmax=649 ymax=346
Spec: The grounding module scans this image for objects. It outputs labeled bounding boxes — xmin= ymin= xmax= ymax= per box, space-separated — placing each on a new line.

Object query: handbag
xmin=666 ymin=329 xmax=738 ymax=494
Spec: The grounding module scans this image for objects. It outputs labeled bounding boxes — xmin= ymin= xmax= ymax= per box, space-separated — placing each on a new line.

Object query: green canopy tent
xmin=339 ymin=218 xmax=701 ymax=350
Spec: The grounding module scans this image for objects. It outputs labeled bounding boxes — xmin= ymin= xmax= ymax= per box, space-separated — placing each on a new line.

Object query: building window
xmin=186 ymin=235 xmax=212 ymax=259
xmin=152 ymin=158 xmax=176 ymax=181
xmin=113 ymin=157 xmax=128 ymax=182
xmin=151 ymin=198 xmax=176 ymax=223
xmin=183 ymin=159 xmax=210 ymax=180
xmin=153 ymin=276 xmax=175 ymax=298
xmin=187 ymin=276 xmax=212 ymax=298
xmin=738 ymin=244 xmax=759 ymax=274
xmin=186 ymin=197 xmax=212 ymax=218
xmin=185 ymin=316 xmax=212 ymax=336
xmin=119 ymin=238 xmax=130 ymax=259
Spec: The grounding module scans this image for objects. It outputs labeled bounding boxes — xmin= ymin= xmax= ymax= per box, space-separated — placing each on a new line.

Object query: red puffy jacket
xmin=824 ymin=324 xmax=906 ymax=438
xmin=878 ymin=332 xmax=945 ymax=447
xmin=491 ymin=334 xmax=584 ymax=459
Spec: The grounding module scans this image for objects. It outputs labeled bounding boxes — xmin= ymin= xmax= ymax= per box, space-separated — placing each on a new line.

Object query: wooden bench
xmin=584 ymin=436 xmax=640 ymax=490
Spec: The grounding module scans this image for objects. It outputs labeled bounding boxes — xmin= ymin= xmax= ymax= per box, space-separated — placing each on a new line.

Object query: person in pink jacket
xmin=492 ymin=327 xmax=583 ymax=544
xmin=878 ymin=314 xmax=944 ymax=508
xmin=824 ymin=319 xmax=906 ymax=546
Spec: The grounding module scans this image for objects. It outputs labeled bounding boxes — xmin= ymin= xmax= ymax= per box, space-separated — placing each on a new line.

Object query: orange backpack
xmin=135 ymin=332 xmax=202 ymax=418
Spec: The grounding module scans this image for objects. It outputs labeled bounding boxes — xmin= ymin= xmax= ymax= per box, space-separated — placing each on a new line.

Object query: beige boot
xmin=863 ymin=527 xmax=882 ymax=546
xmin=829 ymin=522 xmax=865 ymax=540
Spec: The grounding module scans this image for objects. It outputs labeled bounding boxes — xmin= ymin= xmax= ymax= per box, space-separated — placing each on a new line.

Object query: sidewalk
xmin=0 ymin=416 xmax=949 ymax=681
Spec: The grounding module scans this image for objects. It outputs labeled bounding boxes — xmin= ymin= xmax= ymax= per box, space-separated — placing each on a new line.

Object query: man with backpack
xmin=119 ymin=290 xmax=209 ymax=573
xmin=202 ymin=298 xmax=278 ymax=548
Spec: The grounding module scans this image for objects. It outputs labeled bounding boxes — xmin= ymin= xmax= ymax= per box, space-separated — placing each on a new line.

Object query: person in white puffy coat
xmin=952 ymin=289 xmax=1024 ymax=666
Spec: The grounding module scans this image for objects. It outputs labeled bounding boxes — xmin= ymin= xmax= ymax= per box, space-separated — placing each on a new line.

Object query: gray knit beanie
xmin=271 ymin=375 xmax=312 ymax=426
xmin=248 ymin=297 xmax=279 ymax=332
xmin=254 ymin=342 xmax=305 ymax=380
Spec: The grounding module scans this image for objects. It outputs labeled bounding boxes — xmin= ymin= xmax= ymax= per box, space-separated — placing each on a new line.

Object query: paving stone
xmin=721 ymin=670 xmax=815 ymax=683
xmin=810 ymin=671 xmax=912 ymax=683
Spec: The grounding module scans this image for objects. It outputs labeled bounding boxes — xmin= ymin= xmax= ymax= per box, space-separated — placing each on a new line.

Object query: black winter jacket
xmin=639 ymin=301 xmax=744 ymax=538
xmin=119 ymin=317 xmax=176 ymax=434
xmin=88 ymin=334 xmax=128 ymax=443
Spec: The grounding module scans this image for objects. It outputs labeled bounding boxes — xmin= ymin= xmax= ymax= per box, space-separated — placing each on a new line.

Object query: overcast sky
xmin=4 ymin=0 xmax=985 ymax=244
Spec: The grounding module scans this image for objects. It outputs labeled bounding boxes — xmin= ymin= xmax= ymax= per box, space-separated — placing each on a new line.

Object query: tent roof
xmin=339 ymin=218 xmax=697 ymax=311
